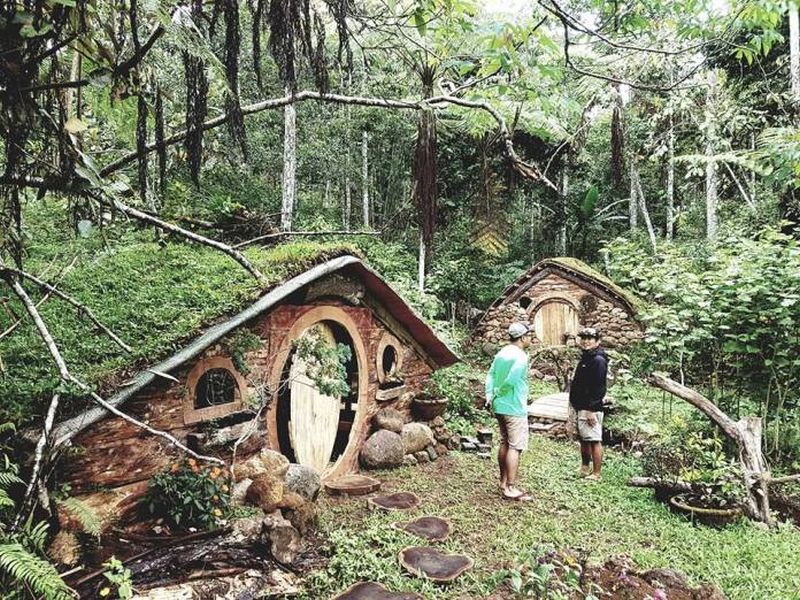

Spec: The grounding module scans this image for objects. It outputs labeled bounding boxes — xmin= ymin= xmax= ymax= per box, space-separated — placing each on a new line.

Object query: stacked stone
xmin=472 ymin=304 xmax=531 ymax=355
xmin=360 ymin=408 xmax=454 ymax=468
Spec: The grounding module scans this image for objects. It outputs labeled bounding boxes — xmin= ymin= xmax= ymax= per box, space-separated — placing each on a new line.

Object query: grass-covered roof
xmin=0 ymin=202 xmax=364 ymax=425
xmin=544 ymin=257 xmax=645 ymax=313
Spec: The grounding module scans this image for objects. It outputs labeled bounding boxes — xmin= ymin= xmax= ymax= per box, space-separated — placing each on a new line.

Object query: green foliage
xmin=0 ymin=543 xmax=73 ymax=600
xmin=505 ymin=547 xmax=603 ymax=600
xmin=56 ymin=497 xmax=102 ymax=538
xmin=144 ymin=459 xmax=231 ymax=529
xmin=641 ymin=424 xmax=747 ymax=508
xmin=427 ymin=363 xmax=491 ymax=435
xmin=224 ymin=329 xmax=262 ymax=374
xmin=99 ymin=556 xmax=134 ymax=600
xmin=605 ymin=228 xmax=800 ymax=465
xmin=294 ymin=325 xmax=353 ymax=397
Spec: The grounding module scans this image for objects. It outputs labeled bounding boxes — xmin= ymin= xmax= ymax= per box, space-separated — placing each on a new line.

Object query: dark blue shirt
xmin=569 ymin=348 xmax=608 ymax=412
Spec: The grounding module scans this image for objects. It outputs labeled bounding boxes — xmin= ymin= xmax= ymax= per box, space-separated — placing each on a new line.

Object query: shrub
xmin=144 ymin=459 xmax=231 ymax=529
xmin=427 ymin=364 xmax=491 ymax=435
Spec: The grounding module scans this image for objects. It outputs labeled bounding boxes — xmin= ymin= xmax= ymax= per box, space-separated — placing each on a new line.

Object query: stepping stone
xmin=325 ymin=474 xmax=381 ymax=496
xmin=394 ymin=516 xmax=451 ymax=542
xmin=368 ymin=492 xmax=421 ymax=511
xmin=398 ymin=546 xmax=474 ymax=583
xmin=333 ymin=582 xmax=422 ymax=600
xmin=476 ymin=428 xmax=493 ymax=444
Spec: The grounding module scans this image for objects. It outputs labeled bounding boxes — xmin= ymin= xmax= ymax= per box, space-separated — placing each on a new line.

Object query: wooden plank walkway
xmin=527 ymin=392 xmax=570 ymax=421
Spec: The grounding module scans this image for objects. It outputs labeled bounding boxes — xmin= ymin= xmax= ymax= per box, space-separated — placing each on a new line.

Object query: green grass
xmin=0 ymin=200 xmax=361 ymax=423
xmin=309 ymin=437 xmax=800 ymax=599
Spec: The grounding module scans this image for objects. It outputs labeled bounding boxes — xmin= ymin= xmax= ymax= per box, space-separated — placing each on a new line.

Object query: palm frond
xmin=0 ymin=543 xmax=74 ymax=600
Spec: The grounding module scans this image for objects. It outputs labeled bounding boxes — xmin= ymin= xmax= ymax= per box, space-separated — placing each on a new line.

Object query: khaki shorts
xmin=576 ymin=410 xmax=604 ymax=442
xmin=496 ymin=415 xmax=529 ymax=452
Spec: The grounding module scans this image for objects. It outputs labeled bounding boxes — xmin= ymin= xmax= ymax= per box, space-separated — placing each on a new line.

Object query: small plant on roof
xmin=293 ymin=326 xmax=352 ymax=397
xmin=143 ymin=459 xmax=231 ymax=530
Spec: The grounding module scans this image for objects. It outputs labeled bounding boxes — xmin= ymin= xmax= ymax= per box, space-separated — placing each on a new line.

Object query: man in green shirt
xmin=485 ymin=322 xmax=533 ymax=501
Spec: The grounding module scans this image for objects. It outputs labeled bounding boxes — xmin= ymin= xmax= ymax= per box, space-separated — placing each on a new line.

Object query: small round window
xmin=194 ymin=368 xmax=238 ymax=409
xmin=382 ymin=345 xmax=398 ymax=377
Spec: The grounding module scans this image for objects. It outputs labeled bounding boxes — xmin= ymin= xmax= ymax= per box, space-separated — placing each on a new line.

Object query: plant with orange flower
xmin=143 ymin=459 xmax=232 ymax=529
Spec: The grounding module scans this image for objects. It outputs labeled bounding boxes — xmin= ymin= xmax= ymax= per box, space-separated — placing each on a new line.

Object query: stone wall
xmin=471 ymin=272 xmax=642 ymax=353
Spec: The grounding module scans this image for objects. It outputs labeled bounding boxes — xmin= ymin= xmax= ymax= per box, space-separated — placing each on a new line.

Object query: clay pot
xmin=412 ymin=396 xmax=448 ymax=421
xmin=669 ymin=495 xmax=742 ymax=528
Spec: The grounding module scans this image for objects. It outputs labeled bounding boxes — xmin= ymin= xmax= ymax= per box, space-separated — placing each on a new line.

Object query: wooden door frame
xmin=266 ymin=306 xmax=369 ymax=481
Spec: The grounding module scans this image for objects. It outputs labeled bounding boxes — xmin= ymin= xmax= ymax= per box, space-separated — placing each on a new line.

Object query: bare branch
xmin=1 ymin=265 xmax=132 ymax=352
xmin=233 ymin=229 xmax=382 ymax=249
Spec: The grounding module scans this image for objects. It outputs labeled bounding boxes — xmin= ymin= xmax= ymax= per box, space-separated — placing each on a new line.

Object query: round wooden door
xmin=288 ymin=324 xmax=341 ymax=472
xmin=533 ymin=300 xmax=578 ymax=345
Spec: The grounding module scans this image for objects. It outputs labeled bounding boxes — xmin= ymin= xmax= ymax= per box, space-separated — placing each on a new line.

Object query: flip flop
xmin=508 ymin=492 xmax=533 ymax=502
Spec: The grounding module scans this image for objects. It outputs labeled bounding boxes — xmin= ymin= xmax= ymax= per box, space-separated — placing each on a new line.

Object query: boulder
xmin=401 ymin=423 xmax=434 ymax=455
xmin=263 ymin=510 xmax=302 ymax=564
xmin=278 ymin=491 xmax=306 ymax=511
xmin=284 ymin=464 xmax=321 ymax=501
xmin=414 ymin=450 xmax=430 ymax=464
xmin=246 ymin=473 xmax=285 ymax=512
xmin=258 ymin=448 xmax=290 ymax=479
xmin=284 ymin=501 xmax=317 ymax=535
xmin=425 ymin=446 xmax=438 ymax=461
xmin=230 ymin=477 xmax=253 ymax=506
xmin=435 ymin=443 xmax=449 ymax=457
xmin=403 ymin=454 xmax=418 ymax=466
xmin=373 ymin=407 xmax=405 ymax=433
xmin=229 ymin=516 xmax=264 ymax=545
xmin=235 ymin=455 xmax=267 ymax=481
xmin=360 ymin=430 xmax=404 ymax=469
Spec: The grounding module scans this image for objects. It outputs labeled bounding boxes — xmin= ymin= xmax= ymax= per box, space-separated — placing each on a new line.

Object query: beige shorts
xmin=576 ymin=410 xmax=604 ymax=442
xmin=496 ymin=415 xmax=529 ymax=452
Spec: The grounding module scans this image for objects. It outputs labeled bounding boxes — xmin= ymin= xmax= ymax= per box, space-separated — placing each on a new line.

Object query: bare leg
xmin=590 ymin=442 xmax=603 ymax=476
xmin=579 ymin=441 xmax=591 ymax=476
xmin=498 ymin=442 xmax=508 ymax=488
xmin=503 ymin=447 xmax=521 ymax=496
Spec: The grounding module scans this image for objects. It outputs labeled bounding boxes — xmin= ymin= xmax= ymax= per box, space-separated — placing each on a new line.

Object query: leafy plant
xmin=144 ymin=459 xmax=231 ymax=529
xmin=99 ymin=556 xmax=134 ymax=599
xmin=294 ymin=326 xmax=353 ymax=397
xmin=225 ymin=329 xmax=262 ymax=374
xmin=506 ymin=547 xmax=602 ymax=599
xmin=427 ymin=363 xmax=491 ymax=435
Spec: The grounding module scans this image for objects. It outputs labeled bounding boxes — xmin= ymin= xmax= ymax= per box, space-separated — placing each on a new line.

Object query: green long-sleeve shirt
xmin=485 ymin=344 xmax=529 ymax=417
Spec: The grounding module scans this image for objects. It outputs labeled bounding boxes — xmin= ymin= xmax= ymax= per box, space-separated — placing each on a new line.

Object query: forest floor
xmin=304 ymin=436 xmax=800 ymax=600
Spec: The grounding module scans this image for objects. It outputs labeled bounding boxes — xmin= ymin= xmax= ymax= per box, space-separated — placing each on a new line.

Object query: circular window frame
xmin=376 ymin=333 xmax=403 ymax=384
xmin=184 ymin=356 xmax=247 ymax=425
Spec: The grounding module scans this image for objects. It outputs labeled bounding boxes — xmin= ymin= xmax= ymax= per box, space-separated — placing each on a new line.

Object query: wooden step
xmin=325 ymin=474 xmax=381 ymax=496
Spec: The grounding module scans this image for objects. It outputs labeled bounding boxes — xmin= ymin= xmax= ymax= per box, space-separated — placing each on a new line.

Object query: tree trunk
xmin=417 ymin=232 xmax=426 ymax=292
xmin=631 ymin=164 xmax=657 ymax=252
xmin=790 ymin=1 xmax=800 ymax=116
xmin=648 ymin=373 xmax=773 ymax=525
xmin=362 ymin=130 xmax=370 ymax=228
xmin=413 ymin=68 xmax=437 ymax=280
xmin=705 ymin=70 xmax=718 ymax=240
xmin=557 ymin=168 xmax=567 ymax=254
xmin=629 ymin=162 xmax=638 ymax=230
xmin=666 ymin=112 xmax=675 ymax=240
xmin=281 ymin=88 xmax=297 ymax=232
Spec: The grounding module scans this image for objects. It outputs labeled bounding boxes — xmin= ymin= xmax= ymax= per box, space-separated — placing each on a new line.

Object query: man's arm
xmin=484 ymin=360 xmax=496 ymax=409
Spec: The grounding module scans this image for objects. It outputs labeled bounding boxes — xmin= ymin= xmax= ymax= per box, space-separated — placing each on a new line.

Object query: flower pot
xmin=412 ymin=396 xmax=448 ymax=422
xmin=669 ymin=494 xmax=742 ymax=528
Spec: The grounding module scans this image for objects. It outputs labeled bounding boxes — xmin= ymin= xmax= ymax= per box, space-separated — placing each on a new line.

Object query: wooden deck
xmin=527 ymin=392 xmax=570 ymax=422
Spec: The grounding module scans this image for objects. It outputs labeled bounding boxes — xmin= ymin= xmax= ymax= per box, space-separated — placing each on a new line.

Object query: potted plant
xmin=412 ymin=391 xmax=449 ymax=421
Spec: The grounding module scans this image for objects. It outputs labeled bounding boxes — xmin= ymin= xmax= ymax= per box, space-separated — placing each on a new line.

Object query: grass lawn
xmin=308 ymin=437 xmax=800 ymax=599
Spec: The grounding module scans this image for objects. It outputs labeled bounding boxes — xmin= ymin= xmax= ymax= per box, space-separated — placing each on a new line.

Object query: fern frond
xmin=0 ymin=422 xmax=15 ymax=435
xmin=0 ymin=543 xmax=74 ymax=600
xmin=0 ymin=472 xmax=23 ymax=487
xmin=24 ymin=519 xmax=51 ymax=553
xmin=57 ymin=498 xmax=102 ymax=537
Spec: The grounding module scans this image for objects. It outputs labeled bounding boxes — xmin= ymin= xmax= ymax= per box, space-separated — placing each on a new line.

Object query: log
xmin=627 ymin=477 xmax=692 ymax=492
xmin=648 ymin=373 xmax=773 ymax=525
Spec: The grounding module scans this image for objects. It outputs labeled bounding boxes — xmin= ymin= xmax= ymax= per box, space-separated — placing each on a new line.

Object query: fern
xmin=0 ymin=543 xmax=74 ymax=600
xmin=57 ymin=497 xmax=102 ymax=537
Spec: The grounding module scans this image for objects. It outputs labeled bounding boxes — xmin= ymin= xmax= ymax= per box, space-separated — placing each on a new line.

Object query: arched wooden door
xmin=288 ymin=324 xmax=341 ymax=473
xmin=533 ymin=300 xmax=578 ymax=345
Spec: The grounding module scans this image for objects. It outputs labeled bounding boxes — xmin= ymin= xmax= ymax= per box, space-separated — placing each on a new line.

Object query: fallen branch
xmin=648 ymin=372 xmax=772 ymax=525
xmin=1 ymin=265 xmax=132 ymax=352
xmin=770 ymin=473 xmax=800 ymax=485
xmin=627 ymin=477 xmax=693 ymax=492
xmin=233 ymin=229 xmax=382 ymax=249
xmin=90 ymin=192 xmax=266 ymax=283
xmin=95 ymin=90 xmax=556 ymax=190
xmin=3 ymin=266 xmax=224 ymax=496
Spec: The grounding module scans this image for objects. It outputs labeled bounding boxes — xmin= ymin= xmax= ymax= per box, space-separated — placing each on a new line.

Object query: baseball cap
xmin=508 ymin=322 xmax=531 ymax=340
xmin=577 ymin=327 xmax=600 ymax=339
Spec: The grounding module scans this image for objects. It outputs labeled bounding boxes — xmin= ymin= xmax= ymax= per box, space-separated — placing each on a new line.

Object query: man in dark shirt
xmin=569 ymin=327 xmax=608 ymax=481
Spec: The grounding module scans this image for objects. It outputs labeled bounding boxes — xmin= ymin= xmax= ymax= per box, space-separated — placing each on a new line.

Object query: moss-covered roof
xmin=0 ymin=212 xmax=363 ymax=424
xmin=543 ymin=257 xmax=645 ymax=313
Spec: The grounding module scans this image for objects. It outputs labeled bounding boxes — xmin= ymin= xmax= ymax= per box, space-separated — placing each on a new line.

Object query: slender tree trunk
xmin=557 ymin=168 xmax=568 ymax=254
xmin=418 ymin=231 xmax=426 ymax=292
xmin=414 ymin=67 xmax=437 ymax=283
xmin=790 ymin=1 xmax=800 ymax=116
xmin=343 ymin=74 xmax=353 ymax=229
xmin=705 ymin=70 xmax=718 ymax=240
xmin=749 ymin=132 xmax=757 ymax=204
xmin=632 ymin=164 xmax=657 ymax=252
xmin=629 ymin=162 xmax=638 ymax=230
xmin=324 ymin=179 xmax=331 ymax=208
xmin=666 ymin=112 xmax=675 ymax=240
xmin=362 ymin=130 xmax=370 ymax=228
xmin=281 ymin=88 xmax=297 ymax=232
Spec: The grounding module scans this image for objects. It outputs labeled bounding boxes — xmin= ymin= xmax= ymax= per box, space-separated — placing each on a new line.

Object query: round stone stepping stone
xmin=393 ymin=516 xmax=451 ymax=542
xmin=398 ymin=546 xmax=474 ymax=583
xmin=325 ymin=474 xmax=381 ymax=496
xmin=333 ymin=582 xmax=422 ymax=600
xmin=368 ymin=491 xmax=420 ymax=511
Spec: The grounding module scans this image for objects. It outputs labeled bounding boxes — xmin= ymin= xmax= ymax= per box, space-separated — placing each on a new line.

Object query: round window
xmin=194 ymin=368 xmax=238 ymax=409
